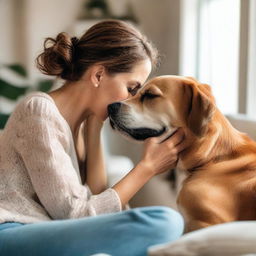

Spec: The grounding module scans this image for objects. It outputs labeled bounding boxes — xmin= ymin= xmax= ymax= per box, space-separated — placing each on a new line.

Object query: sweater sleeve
xmin=14 ymin=97 xmax=122 ymax=219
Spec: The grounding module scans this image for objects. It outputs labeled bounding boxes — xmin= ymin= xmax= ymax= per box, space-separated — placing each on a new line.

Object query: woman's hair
xmin=36 ymin=20 xmax=160 ymax=81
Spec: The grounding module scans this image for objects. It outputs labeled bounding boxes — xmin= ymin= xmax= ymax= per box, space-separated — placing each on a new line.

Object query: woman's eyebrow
xmin=134 ymin=82 xmax=142 ymax=88
xmin=129 ymin=81 xmax=142 ymax=87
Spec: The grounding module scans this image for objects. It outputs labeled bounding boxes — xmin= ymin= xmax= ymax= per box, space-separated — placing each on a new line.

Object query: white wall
xmin=0 ymin=0 xmax=83 ymax=80
xmin=0 ymin=0 xmax=25 ymax=65
xmin=23 ymin=0 xmax=84 ymax=81
xmin=131 ymin=0 xmax=180 ymax=77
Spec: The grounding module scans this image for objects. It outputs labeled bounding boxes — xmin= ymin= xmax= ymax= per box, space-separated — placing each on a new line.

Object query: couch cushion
xmin=148 ymin=221 xmax=256 ymax=256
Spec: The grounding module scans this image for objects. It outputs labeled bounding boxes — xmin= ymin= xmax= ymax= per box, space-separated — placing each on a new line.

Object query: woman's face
xmin=92 ymin=59 xmax=152 ymax=121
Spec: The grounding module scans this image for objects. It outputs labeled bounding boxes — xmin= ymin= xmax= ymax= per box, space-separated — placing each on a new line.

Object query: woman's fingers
xmin=141 ymin=127 xmax=187 ymax=175
xmin=143 ymin=136 xmax=159 ymax=147
xmin=175 ymin=138 xmax=188 ymax=153
xmin=162 ymin=128 xmax=185 ymax=147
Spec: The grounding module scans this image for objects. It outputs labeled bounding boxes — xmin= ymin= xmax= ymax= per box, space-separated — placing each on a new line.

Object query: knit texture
xmin=0 ymin=91 xmax=122 ymax=224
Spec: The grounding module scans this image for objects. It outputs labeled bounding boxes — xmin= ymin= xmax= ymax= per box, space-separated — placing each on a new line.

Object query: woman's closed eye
xmin=128 ymin=87 xmax=137 ymax=96
xmin=128 ymin=85 xmax=141 ymax=96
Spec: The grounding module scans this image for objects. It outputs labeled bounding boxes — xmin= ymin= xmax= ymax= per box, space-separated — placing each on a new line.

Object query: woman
xmin=0 ymin=20 xmax=185 ymax=256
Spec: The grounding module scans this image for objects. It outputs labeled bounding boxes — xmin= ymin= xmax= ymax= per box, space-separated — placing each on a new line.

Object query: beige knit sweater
xmin=0 ymin=91 xmax=122 ymax=224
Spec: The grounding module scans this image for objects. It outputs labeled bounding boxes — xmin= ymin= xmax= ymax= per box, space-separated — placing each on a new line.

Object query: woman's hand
xmin=113 ymin=128 xmax=186 ymax=207
xmin=140 ymin=128 xmax=186 ymax=176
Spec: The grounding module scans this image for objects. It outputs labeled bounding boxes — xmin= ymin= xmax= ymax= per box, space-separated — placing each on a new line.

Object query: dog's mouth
xmin=109 ymin=117 xmax=166 ymax=141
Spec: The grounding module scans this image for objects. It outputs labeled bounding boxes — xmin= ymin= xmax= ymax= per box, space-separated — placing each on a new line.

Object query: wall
xmin=0 ymin=0 xmax=83 ymax=81
xmin=130 ymin=0 xmax=180 ymax=77
xmin=0 ymin=0 xmax=25 ymax=65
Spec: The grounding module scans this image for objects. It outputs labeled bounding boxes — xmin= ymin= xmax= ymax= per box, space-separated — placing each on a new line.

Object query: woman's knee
xmin=127 ymin=206 xmax=184 ymax=241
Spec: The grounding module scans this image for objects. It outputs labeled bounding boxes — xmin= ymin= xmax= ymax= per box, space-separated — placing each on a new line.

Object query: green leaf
xmin=6 ymin=64 xmax=27 ymax=77
xmin=0 ymin=113 xmax=9 ymax=129
xmin=0 ymin=79 xmax=29 ymax=100
xmin=37 ymin=80 xmax=54 ymax=92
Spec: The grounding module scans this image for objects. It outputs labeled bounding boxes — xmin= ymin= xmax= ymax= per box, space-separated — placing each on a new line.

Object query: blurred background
xmin=0 ymin=0 xmax=255 ymax=209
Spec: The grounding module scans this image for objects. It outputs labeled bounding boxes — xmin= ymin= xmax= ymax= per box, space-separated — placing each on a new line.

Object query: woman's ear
xmin=183 ymin=82 xmax=215 ymax=137
xmin=90 ymin=65 xmax=105 ymax=87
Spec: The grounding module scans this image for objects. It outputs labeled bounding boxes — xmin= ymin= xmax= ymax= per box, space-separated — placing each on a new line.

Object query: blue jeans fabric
xmin=0 ymin=206 xmax=184 ymax=256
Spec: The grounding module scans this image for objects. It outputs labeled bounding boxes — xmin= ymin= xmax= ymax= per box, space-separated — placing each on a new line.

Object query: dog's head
xmin=107 ymin=75 xmax=216 ymax=142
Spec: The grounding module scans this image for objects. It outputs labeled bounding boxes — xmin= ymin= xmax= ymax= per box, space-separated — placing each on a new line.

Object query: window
xmin=197 ymin=0 xmax=240 ymax=115
xmin=180 ymin=0 xmax=256 ymax=119
xmin=246 ymin=0 xmax=256 ymax=118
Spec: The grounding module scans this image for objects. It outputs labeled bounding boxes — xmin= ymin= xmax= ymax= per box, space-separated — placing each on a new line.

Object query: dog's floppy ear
xmin=197 ymin=83 xmax=216 ymax=104
xmin=183 ymin=81 xmax=215 ymax=137
xmin=185 ymin=77 xmax=215 ymax=102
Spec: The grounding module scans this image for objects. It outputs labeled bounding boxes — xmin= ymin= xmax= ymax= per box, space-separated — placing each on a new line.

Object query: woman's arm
xmin=82 ymin=115 xmax=107 ymax=194
xmin=77 ymin=117 xmax=185 ymax=208
xmin=113 ymin=129 xmax=186 ymax=208
xmin=112 ymin=161 xmax=154 ymax=206
xmin=74 ymin=122 xmax=87 ymax=184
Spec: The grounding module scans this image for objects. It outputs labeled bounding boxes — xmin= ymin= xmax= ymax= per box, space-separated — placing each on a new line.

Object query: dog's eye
xmin=140 ymin=93 xmax=159 ymax=102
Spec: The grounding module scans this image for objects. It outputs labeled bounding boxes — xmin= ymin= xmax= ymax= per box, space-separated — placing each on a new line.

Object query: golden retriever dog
xmin=107 ymin=75 xmax=256 ymax=232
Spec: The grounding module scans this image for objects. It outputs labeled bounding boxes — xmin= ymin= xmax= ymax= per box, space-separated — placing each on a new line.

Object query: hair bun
xmin=71 ymin=37 xmax=79 ymax=46
xmin=36 ymin=32 xmax=76 ymax=80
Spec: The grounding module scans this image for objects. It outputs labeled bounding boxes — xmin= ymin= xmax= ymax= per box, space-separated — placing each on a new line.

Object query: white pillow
xmin=89 ymin=254 xmax=111 ymax=256
xmin=148 ymin=221 xmax=256 ymax=256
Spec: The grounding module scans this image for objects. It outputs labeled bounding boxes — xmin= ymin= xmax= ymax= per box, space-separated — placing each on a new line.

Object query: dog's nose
xmin=108 ymin=102 xmax=121 ymax=116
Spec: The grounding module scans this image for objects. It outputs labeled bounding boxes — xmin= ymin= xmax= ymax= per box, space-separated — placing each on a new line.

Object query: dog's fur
xmin=108 ymin=75 xmax=256 ymax=232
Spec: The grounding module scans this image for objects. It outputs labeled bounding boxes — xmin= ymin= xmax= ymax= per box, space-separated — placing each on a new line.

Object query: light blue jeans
xmin=0 ymin=206 xmax=184 ymax=256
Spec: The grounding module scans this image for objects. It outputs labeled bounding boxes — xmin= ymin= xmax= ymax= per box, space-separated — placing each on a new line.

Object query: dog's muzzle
xmin=107 ymin=102 xmax=167 ymax=141
xmin=108 ymin=103 xmax=121 ymax=117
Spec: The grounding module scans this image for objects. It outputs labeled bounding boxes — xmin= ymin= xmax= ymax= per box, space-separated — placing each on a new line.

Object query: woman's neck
xmin=48 ymin=81 xmax=92 ymax=136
